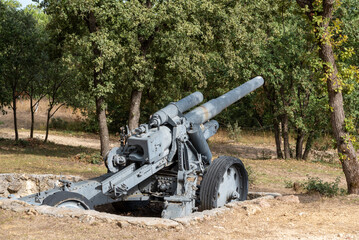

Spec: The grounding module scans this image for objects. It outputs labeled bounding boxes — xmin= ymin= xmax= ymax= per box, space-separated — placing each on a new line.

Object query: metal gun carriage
xmin=17 ymin=76 xmax=264 ymax=219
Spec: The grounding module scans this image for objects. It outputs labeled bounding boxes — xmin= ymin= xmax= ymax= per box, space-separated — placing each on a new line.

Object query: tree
xmin=42 ymin=58 xmax=76 ymax=143
xmin=296 ymin=0 xmax=359 ymax=193
xmin=0 ymin=1 xmax=41 ymax=141
xmin=23 ymin=5 xmax=49 ymax=139
xmin=108 ymin=0 xmax=277 ymax=132
xmin=42 ymin=0 xmax=125 ymax=156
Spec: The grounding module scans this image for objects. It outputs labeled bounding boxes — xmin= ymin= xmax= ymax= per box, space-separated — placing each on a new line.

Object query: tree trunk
xmin=303 ymin=132 xmax=314 ymax=160
xmin=320 ymin=0 xmax=359 ymax=194
xmin=296 ymin=0 xmax=359 ymax=193
xmin=96 ymin=96 xmax=110 ymax=158
xmin=128 ymin=89 xmax=143 ymax=130
xmin=295 ymin=129 xmax=305 ymax=160
xmin=324 ymin=52 xmax=359 ymax=193
xmin=127 ymin=0 xmax=152 ymax=131
xmin=44 ymin=108 xmax=51 ymax=143
xmin=281 ymin=114 xmax=290 ymax=159
xmin=30 ymin=96 xmax=35 ymax=139
xmin=12 ymin=95 xmax=19 ymax=141
xmin=273 ymin=118 xmax=283 ymax=159
xmin=88 ymin=11 xmax=110 ymax=158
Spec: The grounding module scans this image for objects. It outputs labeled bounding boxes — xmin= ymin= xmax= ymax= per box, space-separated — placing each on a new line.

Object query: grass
xmin=0 ymin=138 xmax=107 ymax=178
xmin=210 ymin=129 xmax=276 ymax=145
xmin=2 ymin=127 xmax=121 ymax=142
xmin=0 ymin=127 xmax=346 ymax=193
xmin=210 ymin=140 xmax=345 ymax=192
xmin=12 ymin=127 xmax=99 ymax=139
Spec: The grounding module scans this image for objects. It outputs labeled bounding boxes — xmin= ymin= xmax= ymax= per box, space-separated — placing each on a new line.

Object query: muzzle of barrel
xmin=184 ymin=76 xmax=264 ymax=124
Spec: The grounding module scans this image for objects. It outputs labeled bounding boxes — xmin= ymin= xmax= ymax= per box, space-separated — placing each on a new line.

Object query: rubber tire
xmin=42 ymin=192 xmax=94 ymax=210
xmin=200 ymin=156 xmax=248 ymax=210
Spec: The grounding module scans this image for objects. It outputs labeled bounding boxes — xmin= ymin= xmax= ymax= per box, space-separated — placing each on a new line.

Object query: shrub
xmin=226 ymin=121 xmax=241 ymax=142
xmin=284 ymin=180 xmax=293 ymax=188
xmin=15 ymin=139 xmax=30 ymax=147
xmin=88 ymin=153 xmax=102 ymax=164
xmin=246 ymin=165 xmax=256 ymax=184
xmin=302 ymin=176 xmax=346 ymax=197
xmin=49 ymin=117 xmax=98 ymax=133
xmin=73 ymin=152 xmax=102 ymax=165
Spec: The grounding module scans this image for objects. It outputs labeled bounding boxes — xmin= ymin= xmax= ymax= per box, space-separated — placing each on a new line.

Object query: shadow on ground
xmin=0 ymin=138 xmax=95 ymax=158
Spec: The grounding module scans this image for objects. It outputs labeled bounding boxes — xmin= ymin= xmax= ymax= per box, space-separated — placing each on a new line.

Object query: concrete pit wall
xmin=0 ymin=173 xmax=285 ymax=228
xmin=0 ymin=173 xmax=82 ymax=198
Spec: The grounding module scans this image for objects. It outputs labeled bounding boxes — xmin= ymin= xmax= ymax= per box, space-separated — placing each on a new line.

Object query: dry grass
xmin=211 ymin=129 xmax=282 ymax=146
xmin=0 ymin=138 xmax=107 ymax=178
xmin=209 ymin=131 xmax=345 ymax=194
xmin=0 ymin=98 xmax=84 ymax=130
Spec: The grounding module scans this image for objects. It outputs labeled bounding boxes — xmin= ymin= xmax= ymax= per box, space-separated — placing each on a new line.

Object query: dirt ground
xmin=1 ymin=99 xmax=358 ymax=239
xmin=1 ymin=195 xmax=359 ymax=240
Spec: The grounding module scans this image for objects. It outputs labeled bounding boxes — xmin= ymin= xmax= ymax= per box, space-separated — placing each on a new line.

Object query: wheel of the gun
xmin=199 ymin=156 xmax=248 ymax=210
xmin=42 ymin=192 xmax=94 ymax=210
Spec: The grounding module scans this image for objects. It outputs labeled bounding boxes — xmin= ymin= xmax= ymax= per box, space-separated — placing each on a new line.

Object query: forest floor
xmin=0 ymin=99 xmax=358 ymax=239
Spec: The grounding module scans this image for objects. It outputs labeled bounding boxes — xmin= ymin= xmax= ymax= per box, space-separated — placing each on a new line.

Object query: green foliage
xmin=302 ymin=176 xmax=346 ymax=197
xmin=226 ymin=121 xmax=242 ymax=142
xmin=48 ymin=116 xmax=100 ymax=134
xmin=82 ymin=113 xmax=100 ymax=133
xmin=284 ymin=180 xmax=293 ymax=188
xmin=75 ymin=152 xmax=102 ymax=165
xmin=14 ymin=139 xmax=30 ymax=147
xmin=49 ymin=118 xmax=81 ymax=132
xmin=246 ymin=165 xmax=256 ymax=185
xmin=0 ymin=2 xmax=40 ymax=107
xmin=1 ymin=0 xmax=20 ymax=8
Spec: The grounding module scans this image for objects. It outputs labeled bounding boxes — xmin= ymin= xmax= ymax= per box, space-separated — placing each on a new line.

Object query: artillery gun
xmin=18 ymin=76 xmax=264 ymax=219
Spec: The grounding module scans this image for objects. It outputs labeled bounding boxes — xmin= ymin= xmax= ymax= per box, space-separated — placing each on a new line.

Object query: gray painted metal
xmin=216 ymin=166 xmax=241 ymax=206
xmin=17 ymin=76 xmax=264 ymax=219
xmin=174 ymin=91 xmax=204 ymax=113
xmin=188 ymin=125 xmax=212 ymax=164
xmin=150 ymin=92 xmax=203 ymax=127
xmin=185 ymin=76 xmax=264 ymax=124
xmin=202 ymin=120 xmax=219 ymax=140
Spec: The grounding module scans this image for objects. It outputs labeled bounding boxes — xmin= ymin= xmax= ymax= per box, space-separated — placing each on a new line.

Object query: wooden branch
xmin=50 ymin=103 xmax=65 ymax=118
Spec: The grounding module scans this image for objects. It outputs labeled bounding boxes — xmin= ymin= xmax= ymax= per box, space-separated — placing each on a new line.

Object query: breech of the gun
xmin=149 ymin=91 xmax=203 ymax=127
xmin=184 ymin=76 xmax=264 ymax=124
xmin=102 ymin=158 xmax=168 ymax=197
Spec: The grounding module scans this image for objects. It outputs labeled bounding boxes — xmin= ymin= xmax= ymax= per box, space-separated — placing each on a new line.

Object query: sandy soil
xmin=1 ymin=195 xmax=359 ymax=240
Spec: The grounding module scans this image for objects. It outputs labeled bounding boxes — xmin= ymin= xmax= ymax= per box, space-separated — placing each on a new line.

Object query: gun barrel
xmin=185 ymin=76 xmax=264 ymax=124
xmin=150 ymin=91 xmax=204 ymax=127
xmin=174 ymin=92 xmax=203 ymax=113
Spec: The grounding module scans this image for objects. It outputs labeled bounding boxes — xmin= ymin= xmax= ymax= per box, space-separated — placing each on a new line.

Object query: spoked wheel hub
xmin=216 ymin=166 xmax=242 ymax=206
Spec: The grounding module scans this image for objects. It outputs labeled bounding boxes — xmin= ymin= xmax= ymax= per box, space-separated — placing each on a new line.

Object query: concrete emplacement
xmin=0 ymin=173 xmax=282 ymax=228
